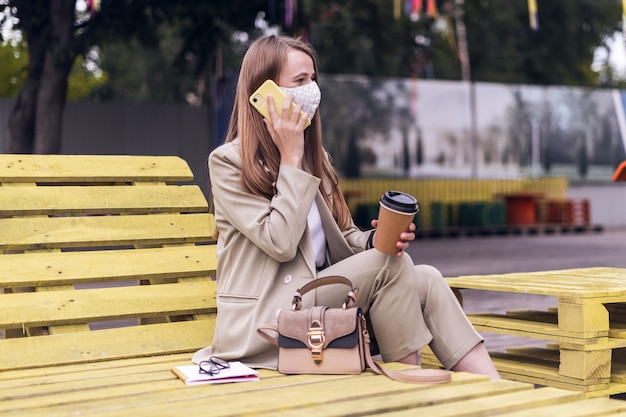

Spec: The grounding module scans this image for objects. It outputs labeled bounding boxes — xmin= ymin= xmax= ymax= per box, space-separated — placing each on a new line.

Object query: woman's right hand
xmin=264 ymin=94 xmax=308 ymax=168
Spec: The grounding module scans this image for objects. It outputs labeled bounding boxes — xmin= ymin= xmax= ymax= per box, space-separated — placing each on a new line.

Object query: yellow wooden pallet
xmin=0 ymin=154 xmax=217 ymax=368
xmin=1 ymin=154 xmax=624 ymax=416
xmin=442 ymin=268 xmax=626 ymax=397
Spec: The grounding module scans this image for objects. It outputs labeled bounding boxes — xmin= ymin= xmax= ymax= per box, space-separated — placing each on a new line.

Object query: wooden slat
xmin=0 ymin=319 xmax=215 ymax=371
xmin=506 ymin=346 xmax=560 ymax=362
xmin=0 ymin=154 xmax=193 ymax=183
xmin=0 ymin=352 xmax=192 ymax=382
xmin=0 ymin=213 xmax=214 ymax=250
xmin=249 ymin=380 xmax=533 ymax=417
xmin=490 ymin=352 xmax=609 ymax=387
xmin=610 ymin=350 xmax=626 ymax=384
xmin=0 ymin=361 xmax=184 ymax=401
xmin=448 ymin=268 xmax=626 ymax=300
xmin=1 ymin=371 xmax=500 ymax=417
xmin=424 ymin=341 xmax=626 ymax=399
xmin=0 ymin=280 xmax=216 ymax=328
xmin=0 ymin=361 xmax=321 ymax=411
xmin=491 ymin=397 xmax=626 ymax=417
xmin=0 ymin=245 xmax=216 ymax=287
xmin=0 ymin=185 xmax=208 ymax=216
xmin=111 ymin=378 xmax=531 ymax=417
xmin=388 ymin=388 xmax=582 ymax=417
xmin=468 ymin=313 xmax=564 ymax=340
xmin=466 ymin=313 xmax=616 ymax=341
xmin=504 ymin=309 xmax=558 ymax=324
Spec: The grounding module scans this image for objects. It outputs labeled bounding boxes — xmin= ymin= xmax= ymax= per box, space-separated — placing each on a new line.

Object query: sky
xmin=593 ymin=31 xmax=626 ymax=78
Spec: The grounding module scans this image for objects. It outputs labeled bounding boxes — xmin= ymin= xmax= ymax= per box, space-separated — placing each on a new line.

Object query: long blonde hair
xmin=223 ymin=35 xmax=352 ymax=229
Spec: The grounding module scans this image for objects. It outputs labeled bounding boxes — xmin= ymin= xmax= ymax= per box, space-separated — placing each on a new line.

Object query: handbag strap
xmin=360 ymin=313 xmax=452 ymax=384
xmin=292 ymin=276 xmax=359 ymax=311
xmin=359 ymin=314 xmax=451 ymax=383
xmin=257 ymin=324 xmax=279 ymax=347
xmin=362 ymin=330 xmax=452 ymax=384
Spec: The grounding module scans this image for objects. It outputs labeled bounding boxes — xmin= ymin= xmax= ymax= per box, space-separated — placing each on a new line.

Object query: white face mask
xmin=280 ymin=81 xmax=321 ymax=120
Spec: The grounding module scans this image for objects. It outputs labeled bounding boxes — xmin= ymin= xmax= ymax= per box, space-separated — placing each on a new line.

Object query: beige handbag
xmin=257 ymin=276 xmax=452 ymax=383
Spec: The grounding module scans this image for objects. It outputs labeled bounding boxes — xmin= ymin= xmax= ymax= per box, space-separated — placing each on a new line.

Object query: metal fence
xmin=0 ymin=99 xmax=215 ymax=195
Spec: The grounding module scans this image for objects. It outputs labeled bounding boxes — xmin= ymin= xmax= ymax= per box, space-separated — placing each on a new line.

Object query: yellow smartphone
xmin=249 ymin=79 xmax=311 ymax=128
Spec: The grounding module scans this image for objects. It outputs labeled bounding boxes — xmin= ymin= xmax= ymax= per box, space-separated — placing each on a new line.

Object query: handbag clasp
xmin=308 ymin=320 xmax=325 ymax=364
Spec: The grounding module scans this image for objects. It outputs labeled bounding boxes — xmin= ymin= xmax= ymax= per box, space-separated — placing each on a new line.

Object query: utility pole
xmin=454 ymin=0 xmax=478 ymax=178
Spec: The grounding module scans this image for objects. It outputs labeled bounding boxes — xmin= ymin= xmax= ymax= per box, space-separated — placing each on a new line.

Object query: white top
xmin=307 ymin=199 xmax=327 ymax=268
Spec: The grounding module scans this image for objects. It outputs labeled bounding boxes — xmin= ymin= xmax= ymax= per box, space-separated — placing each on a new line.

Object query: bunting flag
xmin=86 ymin=0 xmax=100 ymax=17
xmin=411 ymin=0 xmax=423 ymax=20
xmin=395 ymin=0 xmax=438 ymax=21
xmin=426 ymin=0 xmax=439 ymax=19
xmin=444 ymin=15 xmax=457 ymax=50
xmin=285 ymin=0 xmax=293 ymax=28
xmin=623 ymin=0 xmax=626 ymax=37
xmin=394 ymin=0 xmax=402 ymax=20
xmin=528 ymin=0 xmax=539 ymax=30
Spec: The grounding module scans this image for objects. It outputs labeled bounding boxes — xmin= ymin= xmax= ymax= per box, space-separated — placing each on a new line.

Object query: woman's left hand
xmin=370 ymin=220 xmax=416 ymax=257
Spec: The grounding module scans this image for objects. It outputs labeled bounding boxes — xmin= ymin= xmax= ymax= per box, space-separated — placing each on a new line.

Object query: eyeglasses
xmin=198 ymin=356 xmax=230 ymax=376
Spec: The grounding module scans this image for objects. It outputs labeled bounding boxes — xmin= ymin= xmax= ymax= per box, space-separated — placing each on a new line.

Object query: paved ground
xmin=405 ymin=226 xmax=626 ymax=353
xmin=407 ymin=226 xmax=626 ymax=277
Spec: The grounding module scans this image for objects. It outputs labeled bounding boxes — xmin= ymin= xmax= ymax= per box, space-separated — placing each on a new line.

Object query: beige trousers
xmin=315 ymin=250 xmax=482 ymax=369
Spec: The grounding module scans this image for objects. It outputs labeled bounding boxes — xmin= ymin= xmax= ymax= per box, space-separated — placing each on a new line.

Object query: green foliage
xmin=0 ymin=42 xmax=27 ymax=98
xmin=3 ymin=0 xmax=622 ymax=107
xmin=90 ymin=24 xmax=194 ymax=103
xmin=86 ymin=0 xmax=267 ymax=103
xmin=464 ymin=0 xmax=622 ymax=86
xmin=67 ymin=56 xmax=108 ymax=101
xmin=304 ymin=0 xmax=622 ymax=87
xmin=305 ymin=0 xmax=453 ymax=78
xmin=0 ymin=41 xmax=107 ymax=101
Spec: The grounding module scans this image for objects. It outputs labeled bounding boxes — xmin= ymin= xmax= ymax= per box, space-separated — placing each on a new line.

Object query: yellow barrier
xmin=340 ymin=177 xmax=568 ymax=229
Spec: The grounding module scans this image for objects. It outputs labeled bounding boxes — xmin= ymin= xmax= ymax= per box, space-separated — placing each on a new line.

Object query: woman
xmin=193 ymin=35 xmax=500 ymax=379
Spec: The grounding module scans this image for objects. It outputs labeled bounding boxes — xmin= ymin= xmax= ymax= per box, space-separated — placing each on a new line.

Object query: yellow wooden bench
xmin=420 ymin=267 xmax=626 ymax=398
xmin=2 ymin=154 xmax=626 ymax=416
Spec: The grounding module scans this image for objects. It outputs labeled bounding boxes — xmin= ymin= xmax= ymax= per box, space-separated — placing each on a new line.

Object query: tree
xmin=0 ymin=41 xmax=107 ymax=100
xmin=506 ymin=91 xmax=532 ymax=166
xmin=0 ymin=0 xmax=266 ymax=153
xmin=343 ymin=127 xmax=360 ymax=178
xmin=304 ymin=0 xmax=622 ymax=86
xmin=3 ymin=0 xmax=622 ymax=154
xmin=5 ymin=0 xmax=109 ymax=153
xmin=576 ymin=130 xmax=589 ymax=178
xmin=415 ymin=128 xmax=423 ymax=166
xmin=1 ymin=0 xmax=121 ymax=153
xmin=464 ymin=0 xmax=622 ymax=86
xmin=305 ymin=0 xmax=452 ymax=78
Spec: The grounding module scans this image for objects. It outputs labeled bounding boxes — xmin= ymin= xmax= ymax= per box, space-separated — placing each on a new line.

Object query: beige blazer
xmin=192 ymin=139 xmax=370 ymax=369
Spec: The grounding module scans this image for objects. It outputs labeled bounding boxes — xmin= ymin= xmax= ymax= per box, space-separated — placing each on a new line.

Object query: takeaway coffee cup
xmin=374 ymin=191 xmax=419 ymax=255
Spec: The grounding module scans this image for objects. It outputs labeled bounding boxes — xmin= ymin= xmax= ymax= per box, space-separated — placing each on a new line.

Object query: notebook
xmin=171 ymin=361 xmax=259 ymax=385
